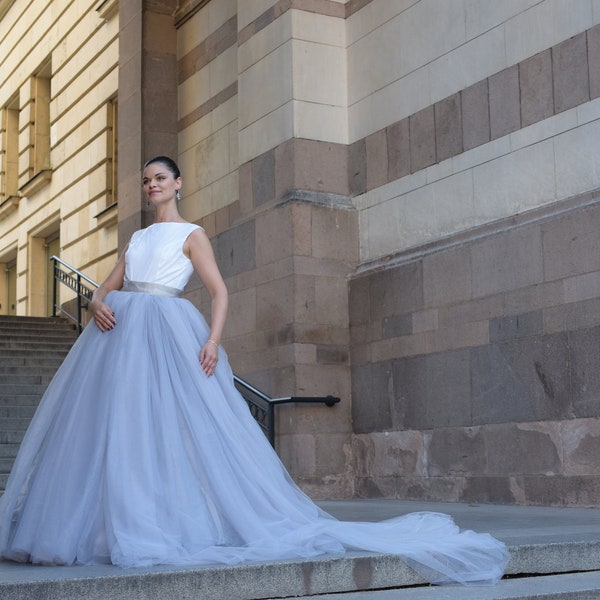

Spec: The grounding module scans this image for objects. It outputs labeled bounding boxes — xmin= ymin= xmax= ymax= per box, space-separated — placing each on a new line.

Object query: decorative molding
xmin=19 ymin=169 xmax=51 ymax=198
xmin=0 ymin=195 xmax=19 ymax=220
xmin=173 ymin=0 xmax=210 ymax=29
xmin=0 ymin=0 xmax=16 ymax=21
xmin=278 ymin=189 xmax=355 ymax=211
xmin=94 ymin=201 xmax=118 ymax=228
xmin=96 ymin=0 xmax=118 ymax=21
xmin=352 ymin=188 xmax=600 ymax=278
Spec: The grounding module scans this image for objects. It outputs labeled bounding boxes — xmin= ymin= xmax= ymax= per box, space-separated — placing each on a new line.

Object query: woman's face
xmin=142 ymin=162 xmax=181 ymax=206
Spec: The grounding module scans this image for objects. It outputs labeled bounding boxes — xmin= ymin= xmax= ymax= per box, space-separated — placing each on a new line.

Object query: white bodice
xmin=123 ymin=222 xmax=202 ymax=291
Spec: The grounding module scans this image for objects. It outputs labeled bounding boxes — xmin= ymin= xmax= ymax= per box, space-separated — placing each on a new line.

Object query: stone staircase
xmin=0 ymin=315 xmax=77 ymax=492
xmin=1 ymin=316 xmax=600 ymax=599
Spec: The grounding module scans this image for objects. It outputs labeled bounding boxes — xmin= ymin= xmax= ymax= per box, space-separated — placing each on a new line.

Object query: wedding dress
xmin=0 ymin=222 xmax=509 ymax=584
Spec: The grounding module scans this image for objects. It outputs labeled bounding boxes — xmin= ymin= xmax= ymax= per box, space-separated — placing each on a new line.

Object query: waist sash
xmin=122 ymin=280 xmax=182 ymax=297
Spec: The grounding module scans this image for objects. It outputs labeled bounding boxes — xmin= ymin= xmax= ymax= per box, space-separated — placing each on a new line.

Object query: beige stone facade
xmin=1 ymin=0 xmax=600 ymax=505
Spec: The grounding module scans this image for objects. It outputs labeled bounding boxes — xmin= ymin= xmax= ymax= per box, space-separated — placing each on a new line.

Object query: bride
xmin=0 ymin=156 xmax=509 ymax=585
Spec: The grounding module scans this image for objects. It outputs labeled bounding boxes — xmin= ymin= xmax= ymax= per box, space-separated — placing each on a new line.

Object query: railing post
xmin=52 ymin=257 xmax=57 ymax=317
xmin=76 ymin=273 xmax=82 ymax=333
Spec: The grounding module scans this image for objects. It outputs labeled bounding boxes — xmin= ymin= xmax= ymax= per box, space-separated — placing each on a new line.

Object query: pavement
xmin=1 ymin=498 xmax=600 ymax=599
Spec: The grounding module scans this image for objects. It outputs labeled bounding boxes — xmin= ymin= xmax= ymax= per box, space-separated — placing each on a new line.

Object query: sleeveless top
xmin=123 ymin=222 xmax=202 ymax=294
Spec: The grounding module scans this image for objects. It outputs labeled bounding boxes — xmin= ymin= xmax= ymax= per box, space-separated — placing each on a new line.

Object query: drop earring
xmin=176 ymin=190 xmax=181 ymax=201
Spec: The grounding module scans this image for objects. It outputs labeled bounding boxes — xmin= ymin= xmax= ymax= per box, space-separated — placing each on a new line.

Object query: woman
xmin=0 ymin=157 xmax=509 ymax=584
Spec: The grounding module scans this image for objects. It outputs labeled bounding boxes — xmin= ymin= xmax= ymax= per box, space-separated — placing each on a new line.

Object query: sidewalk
xmin=1 ymin=499 xmax=600 ymax=599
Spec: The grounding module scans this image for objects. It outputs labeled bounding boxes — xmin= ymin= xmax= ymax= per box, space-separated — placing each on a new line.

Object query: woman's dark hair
xmin=143 ymin=156 xmax=181 ymax=179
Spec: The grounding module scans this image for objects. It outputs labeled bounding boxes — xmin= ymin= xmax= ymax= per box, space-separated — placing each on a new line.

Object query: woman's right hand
xmin=91 ymin=300 xmax=116 ymax=332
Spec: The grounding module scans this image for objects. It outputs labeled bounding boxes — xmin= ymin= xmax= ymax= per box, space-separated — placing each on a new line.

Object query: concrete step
xmin=0 ymin=443 xmax=20 ymax=458
xmin=0 ymin=395 xmax=42 ymax=407
xmin=0 ymin=430 xmax=26 ymax=443
xmin=0 ymin=354 xmax=68 ymax=365
xmin=0 ymin=406 xmax=37 ymax=419
xmin=0 ymin=373 xmax=54 ymax=385
xmin=0 ymin=457 xmax=14 ymax=473
xmin=274 ymin=571 xmax=600 ymax=599
xmin=0 ymin=500 xmax=600 ymax=600
xmin=0 ymin=316 xmax=74 ymax=326
xmin=0 ymin=383 xmax=49 ymax=396
xmin=0 ymin=338 xmax=77 ymax=349
xmin=0 ymin=417 xmax=37 ymax=431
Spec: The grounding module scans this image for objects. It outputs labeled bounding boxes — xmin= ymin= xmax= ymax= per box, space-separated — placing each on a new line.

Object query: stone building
xmin=1 ymin=0 xmax=599 ymax=506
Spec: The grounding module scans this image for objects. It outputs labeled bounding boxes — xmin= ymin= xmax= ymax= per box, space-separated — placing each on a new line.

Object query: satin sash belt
xmin=122 ymin=280 xmax=182 ymax=297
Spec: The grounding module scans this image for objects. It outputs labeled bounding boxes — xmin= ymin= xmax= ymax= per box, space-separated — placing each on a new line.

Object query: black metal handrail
xmin=233 ymin=376 xmax=340 ymax=447
xmin=50 ymin=256 xmax=341 ymax=445
xmin=50 ymin=255 xmax=98 ymax=333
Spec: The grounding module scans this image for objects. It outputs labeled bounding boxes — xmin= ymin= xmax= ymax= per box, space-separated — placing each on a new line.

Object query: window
xmin=19 ymin=60 xmax=51 ymax=196
xmin=0 ymin=96 xmax=19 ymax=203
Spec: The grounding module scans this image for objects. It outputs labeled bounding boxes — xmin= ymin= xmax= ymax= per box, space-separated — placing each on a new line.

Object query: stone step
xmin=275 ymin=571 xmax=600 ymax=599
xmin=0 ymin=383 xmax=49 ymax=396
xmin=0 ymin=337 xmax=77 ymax=348
xmin=0 ymin=416 xmax=36 ymax=431
xmin=0 ymin=406 xmax=37 ymax=419
xmin=0 ymin=367 xmax=60 ymax=378
xmin=0 ymin=316 xmax=74 ymax=326
xmin=0 ymin=430 xmax=25 ymax=443
xmin=0 ymin=348 xmax=70 ymax=366
xmin=0 ymin=322 xmax=77 ymax=333
xmin=0 ymin=395 xmax=42 ymax=407
xmin=0 ymin=443 xmax=20 ymax=458
xmin=0 ymin=457 xmax=14 ymax=473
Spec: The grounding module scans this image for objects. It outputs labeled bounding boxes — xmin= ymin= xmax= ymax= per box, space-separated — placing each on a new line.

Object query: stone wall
xmin=350 ymin=191 xmax=600 ymax=505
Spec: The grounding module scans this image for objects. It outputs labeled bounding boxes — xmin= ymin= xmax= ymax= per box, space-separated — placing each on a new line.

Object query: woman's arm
xmin=185 ymin=228 xmax=229 ymax=376
xmin=90 ymin=251 xmax=126 ymax=332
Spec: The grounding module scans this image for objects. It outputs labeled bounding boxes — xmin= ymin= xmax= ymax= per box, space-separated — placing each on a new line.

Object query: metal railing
xmin=233 ymin=376 xmax=340 ymax=447
xmin=51 ymin=256 xmax=98 ymax=333
xmin=50 ymin=256 xmax=341 ymax=445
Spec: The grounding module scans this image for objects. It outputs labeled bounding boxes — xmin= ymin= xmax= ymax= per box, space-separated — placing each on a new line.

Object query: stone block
xmin=423 ymin=245 xmax=471 ymax=308
xmin=213 ymin=219 xmax=255 ymax=279
xmin=461 ymin=79 xmax=490 ymax=151
xmin=434 ymin=93 xmax=462 ymax=162
xmin=523 ymin=475 xmax=600 ymax=506
xmin=315 ymin=276 xmax=349 ymax=327
xmin=412 ymin=309 xmax=438 ymax=333
xmin=386 ymin=118 xmax=410 ymax=182
xmin=348 ymin=138 xmax=366 ymax=196
xmin=255 ymin=275 xmax=295 ymax=331
xmin=553 ymin=32 xmax=590 ymax=114
xmin=544 ymin=297 xmax=600 ymax=334
xmin=251 ymin=148 xmax=274 ymax=207
xmin=589 ymin=24 xmax=600 ymax=100
xmin=459 ymin=477 xmax=516 ymax=504
xmin=542 ymin=204 xmax=600 ymax=281
xmin=294 ymin=274 xmax=316 ymax=323
xmin=368 ymin=261 xmax=424 ymax=320
xmin=255 ymin=206 xmax=292 ymax=267
xmin=563 ymin=419 xmax=600 ymax=476
xmin=502 ymin=281 xmax=564 ymax=317
xmin=316 ymin=345 xmax=349 ymax=365
xmin=226 ymin=287 xmax=257 ymax=337
xmin=485 ymin=423 xmax=561 ymax=475
xmin=382 ymin=313 xmax=412 ymax=339
xmin=365 ymin=129 xmax=387 ymax=191
xmin=471 ymin=224 xmax=543 ymax=298
xmin=489 ymin=310 xmax=543 ymax=342
xmin=292 ymin=138 xmax=349 ymax=196
xmin=470 ymin=332 xmax=572 ymax=426
xmin=238 ymin=161 xmax=253 ymax=214
xmin=315 ymin=433 xmax=351 ymax=477
xmin=427 ymin=427 xmax=485 ymax=477
xmin=351 ymin=361 xmax=393 ymax=434
xmin=291 ymin=202 xmax=312 ymax=256
xmin=349 ymin=275 xmax=370 ymax=326
xmin=277 ymin=433 xmax=316 ymax=478
xmin=392 ymin=349 xmax=471 ymax=430
xmin=564 ymin=271 xmax=600 ymax=304
xmin=489 ymin=65 xmax=521 ymax=139
xmin=570 ymin=325 xmax=600 ymax=419
xmin=274 ymin=138 xmax=294 ymax=200
xmin=519 ymin=49 xmax=554 ymax=127
xmin=409 ymin=106 xmax=435 ymax=173
xmin=310 ymin=206 xmax=358 ymax=263
xmin=371 ymin=431 xmax=424 ymax=478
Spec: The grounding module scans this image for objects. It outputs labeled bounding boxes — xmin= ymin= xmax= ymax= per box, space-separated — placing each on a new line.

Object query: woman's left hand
xmin=199 ymin=340 xmax=219 ymax=376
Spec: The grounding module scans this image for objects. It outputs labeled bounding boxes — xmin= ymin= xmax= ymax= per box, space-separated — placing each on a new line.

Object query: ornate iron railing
xmin=50 ymin=256 xmax=98 ymax=333
xmin=50 ymin=256 xmax=341 ymax=445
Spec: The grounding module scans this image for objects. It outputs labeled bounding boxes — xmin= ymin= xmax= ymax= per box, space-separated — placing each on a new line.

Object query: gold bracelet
xmin=207 ymin=339 xmax=219 ymax=348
